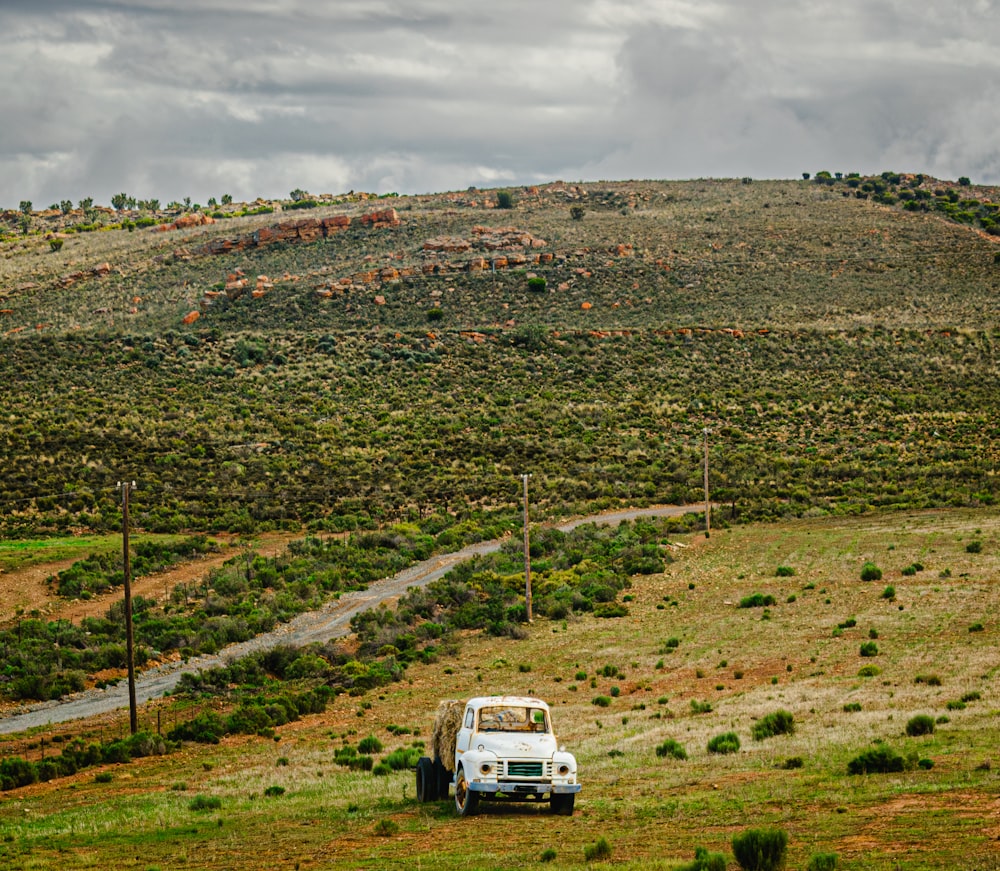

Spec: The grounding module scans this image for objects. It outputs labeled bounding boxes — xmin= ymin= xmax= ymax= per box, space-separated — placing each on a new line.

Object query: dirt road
xmin=0 ymin=505 xmax=702 ymax=734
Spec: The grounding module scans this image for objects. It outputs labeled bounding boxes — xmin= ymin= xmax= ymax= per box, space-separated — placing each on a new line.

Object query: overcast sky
xmin=2 ymin=1 xmax=998 ymax=208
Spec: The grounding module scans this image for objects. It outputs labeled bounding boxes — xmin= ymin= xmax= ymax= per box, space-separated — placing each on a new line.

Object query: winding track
xmin=0 ymin=505 xmax=701 ymax=734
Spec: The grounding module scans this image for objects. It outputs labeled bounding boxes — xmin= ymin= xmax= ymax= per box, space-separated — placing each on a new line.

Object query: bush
xmin=592 ymin=696 xmax=612 ymax=707
xmin=189 ymin=794 xmax=222 ymax=811
xmin=752 ymin=710 xmax=795 ymax=740
xmin=881 ymin=585 xmax=896 ymax=599
xmin=966 ymin=540 xmax=983 ymax=554
xmin=859 ymin=641 xmax=878 ymax=657
xmin=860 ymin=562 xmax=882 ymax=582
xmin=807 ymin=853 xmax=838 ymax=871
xmin=263 ymin=785 xmax=285 ymax=797
xmin=847 ymin=744 xmax=904 ymax=774
xmin=527 ymin=276 xmax=547 ymax=292
xmin=707 ymin=732 xmax=740 ymax=754
xmin=570 ymin=206 xmax=585 ymax=221
xmin=731 ymin=828 xmax=788 ymax=871
xmin=905 ymin=714 xmax=935 ymax=737
xmin=655 ymin=739 xmax=687 ymax=760
xmin=678 ymin=846 xmax=727 ymax=871
xmin=584 ymin=837 xmax=612 ymax=862
xmin=373 ymin=818 xmax=399 ymax=837
xmin=496 ymin=190 xmax=514 ymax=209
xmin=739 ymin=593 xmax=776 ymax=608
xmin=857 ymin=665 xmax=881 ymax=677
xmin=775 ymin=565 xmax=795 ymax=577
xmin=358 ymin=735 xmax=383 ymax=754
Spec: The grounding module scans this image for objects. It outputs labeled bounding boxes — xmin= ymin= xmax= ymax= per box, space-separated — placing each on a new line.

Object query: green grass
xmin=0 ymin=509 xmax=996 ymax=869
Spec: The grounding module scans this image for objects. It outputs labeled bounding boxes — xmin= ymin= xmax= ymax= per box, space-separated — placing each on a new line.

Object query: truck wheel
xmin=416 ymin=756 xmax=438 ymax=802
xmin=433 ymin=755 xmax=451 ymax=798
xmin=550 ymin=793 xmax=575 ymax=816
xmin=454 ymin=765 xmax=479 ymax=816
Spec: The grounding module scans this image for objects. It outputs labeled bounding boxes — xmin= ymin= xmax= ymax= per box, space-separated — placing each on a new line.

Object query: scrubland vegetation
xmin=0 ymin=176 xmax=998 ymax=869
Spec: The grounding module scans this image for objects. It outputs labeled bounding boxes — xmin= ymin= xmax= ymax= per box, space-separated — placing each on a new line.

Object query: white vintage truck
xmin=416 ymin=695 xmax=580 ymax=815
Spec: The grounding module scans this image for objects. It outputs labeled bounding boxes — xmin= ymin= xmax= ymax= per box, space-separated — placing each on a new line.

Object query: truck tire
xmin=550 ymin=792 xmax=575 ymax=816
xmin=416 ymin=756 xmax=438 ymax=802
xmin=454 ymin=765 xmax=479 ymax=816
xmin=433 ymin=755 xmax=451 ymax=798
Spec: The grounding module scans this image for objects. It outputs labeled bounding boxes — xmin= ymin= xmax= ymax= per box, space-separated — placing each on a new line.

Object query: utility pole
xmin=703 ymin=427 xmax=711 ymax=538
xmin=521 ymin=473 xmax=532 ymax=623
xmin=117 ymin=480 xmax=138 ymax=735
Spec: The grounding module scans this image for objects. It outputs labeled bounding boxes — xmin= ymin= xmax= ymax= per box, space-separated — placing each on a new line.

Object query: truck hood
xmin=473 ymin=733 xmax=560 ymax=759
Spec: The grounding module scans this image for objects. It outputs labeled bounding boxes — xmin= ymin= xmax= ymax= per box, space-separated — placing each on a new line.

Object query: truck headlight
xmin=479 ymin=762 xmax=493 ymax=776
xmin=557 ymin=763 xmax=571 ymax=776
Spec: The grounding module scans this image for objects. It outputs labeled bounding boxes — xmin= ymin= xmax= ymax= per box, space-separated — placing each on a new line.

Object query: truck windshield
xmin=477 ymin=706 xmax=549 ymax=733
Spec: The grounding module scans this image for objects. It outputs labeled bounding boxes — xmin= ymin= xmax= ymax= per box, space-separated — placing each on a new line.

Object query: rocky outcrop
xmin=190 ymin=208 xmax=398 ymax=257
xmin=153 ymin=213 xmax=216 ymax=232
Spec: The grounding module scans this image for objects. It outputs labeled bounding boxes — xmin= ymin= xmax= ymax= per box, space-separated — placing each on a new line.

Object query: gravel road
xmin=0 ymin=505 xmax=701 ymax=734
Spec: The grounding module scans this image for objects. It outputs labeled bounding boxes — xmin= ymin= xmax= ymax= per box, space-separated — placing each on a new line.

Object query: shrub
xmin=527 ymin=276 xmax=547 ymax=292
xmin=731 ymin=828 xmax=788 ymax=871
xmin=847 ymin=744 xmax=904 ymax=774
xmin=857 ymin=665 xmax=881 ymax=677
xmin=690 ymin=699 xmax=712 ymax=714
xmin=584 ymin=837 xmax=612 ymax=862
xmin=969 ymin=622 xmax=984 ymax=633
xmin=541 ymin=848 xmax=558 ymax=862
xmin=752 ymin=710 xmax=795 ymax=740
xmin=807 ymin=853 xmax=838 ymax=871
xmin=592 ymin=696 xmax=612 ymax=708
xmin=905 ymin=715 xmax=935 ymax=737
xmin=655 ymin=739 xmax=687 ymax=760
xmin=678 ymin=846 xmax=727 ymax=871
xmin=189 ymin=794 xmax=222 ymax=811
xmin=496 ymin=190 xmax=514 ymax=209
xmin=707 ymin=732 xmax=740 ymax=754
xmin=263 ymin=785 xmax=285 ymax=797
xmin=739 ymin=593 xmax=776 ymax=608
xmin=843 ymin=702 xmax=862 ymax=712
xmin=881 ymin=585 xmax=896 ymax=599
xmin=780 ymin=757 xmax=803 ymax=769
xmin=775 ymin=565 xmax=795 ymax=577
xmin=859 ymin=641 xmax=878 ymax=657
xmin=860 ymin=562 xmax=882 ymax=582
xmin=94 ymin=771 xmax=113 ymax=783
xmin=570 ymin=206 xmax=585 ymax=221
xmin=373 ymin=819 xmax=399 ymax=837
xmin=357 ymin=735 xmax=383 ymax=754
xmin=965 ymin=540 xmax=982 ymax=554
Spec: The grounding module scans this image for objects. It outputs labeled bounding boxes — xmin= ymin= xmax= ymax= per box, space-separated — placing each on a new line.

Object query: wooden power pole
xmin=522 ymin=473 xmax=532 ymax=623
xmin=703 ymin=427 xmax=711 ymax=538
xmin=118 ymin=480 xmax=138 ymax=734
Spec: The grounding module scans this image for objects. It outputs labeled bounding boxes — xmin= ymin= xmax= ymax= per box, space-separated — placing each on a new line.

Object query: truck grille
xmin=505 ymin=761 xmax=546 ymax=778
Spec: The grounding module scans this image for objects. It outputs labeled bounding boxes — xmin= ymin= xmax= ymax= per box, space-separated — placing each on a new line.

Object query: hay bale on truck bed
xmin=432 ymin=699 xmax=463 ymax=772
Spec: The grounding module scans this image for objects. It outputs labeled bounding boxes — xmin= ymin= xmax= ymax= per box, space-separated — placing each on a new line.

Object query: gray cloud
xmin=2 ymin=1 xmax=998 ymax=208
